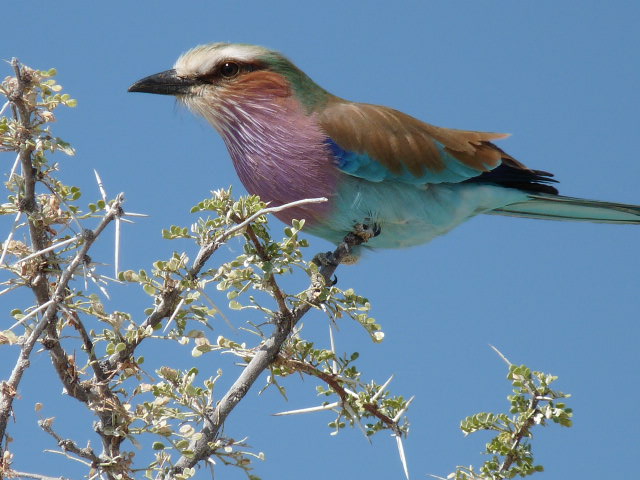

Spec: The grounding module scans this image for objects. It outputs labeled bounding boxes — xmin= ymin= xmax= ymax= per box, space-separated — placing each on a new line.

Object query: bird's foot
xmin=352 ymin=222 xmax=381 ymax=242
xmin=311 ymin=252 xmax=339 ymax=284
xmin=312 ymin=251 xmax=336 ymax=268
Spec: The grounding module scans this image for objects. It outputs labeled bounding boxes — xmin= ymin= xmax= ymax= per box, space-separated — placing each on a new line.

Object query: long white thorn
xmin=197 ymin=285 xmax=234 ymax=330
xmin=13 ymin=235 xmax=78 ymax=266
xmin=344 ymin=387 xmax=359 ymax=399
xmin=343 ymin=401 xmax=369 ymax=440
xmin=273 ymin=402 xmax=340 ymax=416
xmin=329 ymin=324 xmax=338 ymax=374
xmin=163 ymin=297 xmax=185 ymax=333
xmin=393 ymin=395 xmax=415 ymax=423
xmin=7 ymin=152 xmax=20 ymax=181
xmin=394 ymin=434 xmax=410 ymax=480
xmin=122 ymin=211 xmax=148 ymax=218
xmin=86 ymin=269 xmax=111 ymax=300
xmin=9 ymin=299 xmax=55 ymax=330
xmin=114 ymin=216 xmax=121 ymax=278
xmin=0 ymin=283 xmax=21 ymax=297
xmin=0 ymin=100 xmax=10 ymax=116
xmin=82 ymin=262 xmax=89 ymax=290
xmin=94 ymin=169 xmax=107 ymax=202
xmin=0 ymin=211 xmax=22 ymax=265
xmin=372 ymin=374 xmax=394 ymax=402
xmin=489 ymin=344 xmax=512 ymax=366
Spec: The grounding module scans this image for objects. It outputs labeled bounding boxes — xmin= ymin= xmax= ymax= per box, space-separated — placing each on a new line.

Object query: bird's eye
xmin=220 ymin=62 xmax=240 ymax=78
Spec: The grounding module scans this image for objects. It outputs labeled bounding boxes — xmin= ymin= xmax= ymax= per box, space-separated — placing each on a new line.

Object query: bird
xmin=129 ymin=42 xmax=640 ymax=259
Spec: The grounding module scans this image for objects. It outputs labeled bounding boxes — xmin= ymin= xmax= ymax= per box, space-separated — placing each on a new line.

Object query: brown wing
xmin=318 ymin=98 xmax=532 ymax=178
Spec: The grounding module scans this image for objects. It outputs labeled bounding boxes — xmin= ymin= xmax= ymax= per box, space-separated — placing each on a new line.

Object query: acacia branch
xmin=238 ymin=221 xmax=289 ymax=315
xmin=107 ymin=197 xmax=327 ymax=370
xmin=499 ymin=394 xmax=539 ymax=472
xmin=172 ymin=231 xmax=367 ymax=473
xmin=0 ymin=196 xmax=124 ymax=450
xmin=189 ymin=197 xmax=326 ymax=275
xmin=9 ymin=58 xmax=50 ymax=307
xmin=275 ymin=357 xmax=398 ymax=430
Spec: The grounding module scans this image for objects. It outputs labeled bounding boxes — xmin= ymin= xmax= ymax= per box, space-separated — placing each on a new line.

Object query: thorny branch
xmin=274 ymin=357 xmax=398 ymax=432
xmin=39 ymin=418 xmax=102 ymax=468
xmin=9 ymin=59 xmax=50 ymax=306
xmin=0 ymin=60 xmax=129 ymax=480
xmin=171 ymin=230 xmax=369 ymax=473
xmin=106 ymin=197 xmax=327 ymax=369
xmin=499 ymin=390 xmax=539 ymax=473
xmin=0 ymin=198 xmax=124 ymax=460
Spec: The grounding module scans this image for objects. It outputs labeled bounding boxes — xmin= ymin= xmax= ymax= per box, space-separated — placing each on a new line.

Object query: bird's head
xmin=129 ymin=43 xmax=329 ymax=130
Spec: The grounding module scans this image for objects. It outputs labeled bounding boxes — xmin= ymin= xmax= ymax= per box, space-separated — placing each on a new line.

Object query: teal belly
xmin=306 ymin=176 xmax=528 ymax=249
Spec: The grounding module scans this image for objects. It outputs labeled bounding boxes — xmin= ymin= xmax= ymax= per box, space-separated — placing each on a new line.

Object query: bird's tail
xmin=486 ymin=193 xmax=640 ymax=224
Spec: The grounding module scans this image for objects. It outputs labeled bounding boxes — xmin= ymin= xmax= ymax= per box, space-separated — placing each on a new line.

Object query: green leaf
xmin=228 ymin=300 xmax=243 ymax=310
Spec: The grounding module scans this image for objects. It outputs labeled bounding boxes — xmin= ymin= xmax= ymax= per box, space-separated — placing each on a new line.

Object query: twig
xmin=499 ymin=394 xmax=539 ymax=473
xmin=276 ymin=356 xmax=399 ymax=429
xmin=39 ymin=418 xmax=102 ymax=466
xmin=59 ymin=305 xmax=107 ymax=382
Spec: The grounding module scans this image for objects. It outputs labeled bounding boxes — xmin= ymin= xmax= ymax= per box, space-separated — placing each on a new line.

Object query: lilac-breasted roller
xmin=129 ymin=43 xmax=640 ymax=258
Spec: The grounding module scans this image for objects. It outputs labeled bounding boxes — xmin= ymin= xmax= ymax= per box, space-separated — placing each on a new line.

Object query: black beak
xmin=128 ymin=69 xmax=196 ymax=95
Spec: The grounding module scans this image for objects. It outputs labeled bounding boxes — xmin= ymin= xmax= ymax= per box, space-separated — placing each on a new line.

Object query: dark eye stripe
xmin=198 ymin=62 xmax=264 ymax=84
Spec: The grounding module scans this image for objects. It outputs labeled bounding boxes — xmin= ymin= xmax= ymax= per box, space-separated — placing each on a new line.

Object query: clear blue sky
xmin=2 ymin=1 xmax=639 ymax=479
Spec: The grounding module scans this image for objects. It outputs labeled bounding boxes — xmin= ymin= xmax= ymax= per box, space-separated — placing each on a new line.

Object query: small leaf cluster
xmin=129 ymin=367 xmax=264 ymax=480
xmin=268 ymin=336 xmax=410 ymax=438
xmin=322 ymin=286 xmax=384 ymax=342
xmin=0 ymin=66 xmax=76 ymax=155
xmin=450 ymin=362 xmax=572 ymax=480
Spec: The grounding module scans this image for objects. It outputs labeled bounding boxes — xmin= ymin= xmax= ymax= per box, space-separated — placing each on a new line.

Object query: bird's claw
xmin=353 ymin=222 xmax=381 ymax=241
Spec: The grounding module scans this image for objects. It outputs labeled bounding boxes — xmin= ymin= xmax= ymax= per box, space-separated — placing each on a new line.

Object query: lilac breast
xmin=217 ymin=97 xmax=338 ymax=226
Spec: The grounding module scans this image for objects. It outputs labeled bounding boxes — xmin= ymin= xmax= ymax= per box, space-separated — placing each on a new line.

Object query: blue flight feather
xmin=326 ymin=139 xmax=486 ymax=184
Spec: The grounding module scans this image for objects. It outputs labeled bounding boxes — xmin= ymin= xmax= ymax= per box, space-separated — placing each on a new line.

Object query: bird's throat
xmin=198 ymin=94 xmax=337 ymax=226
